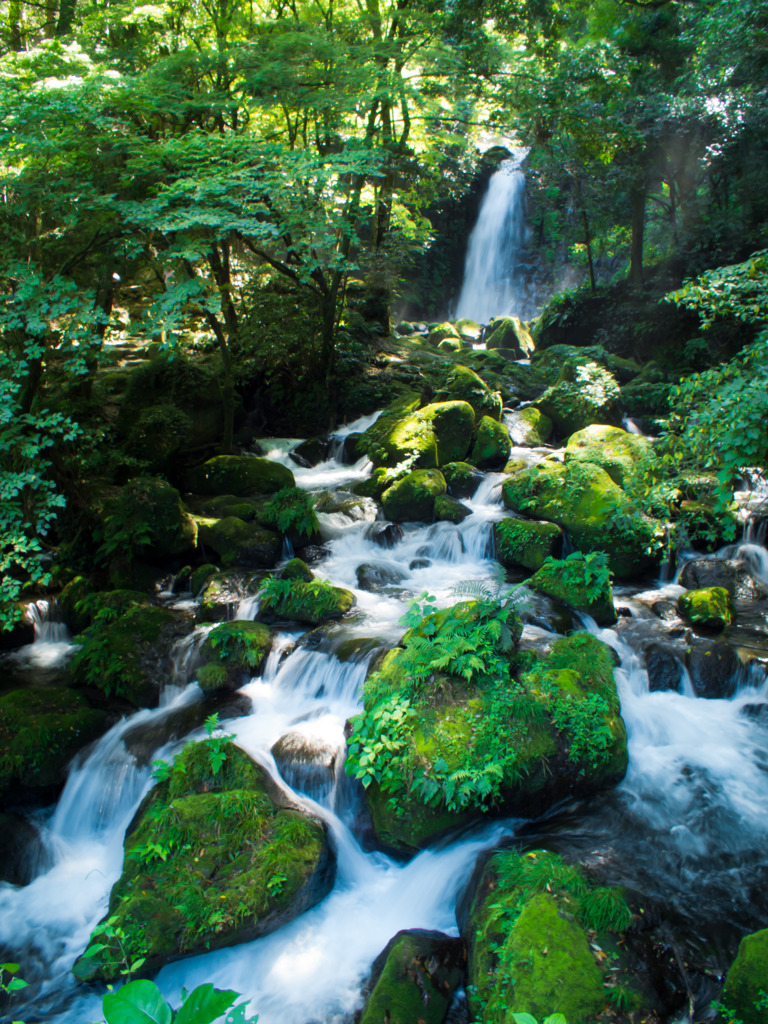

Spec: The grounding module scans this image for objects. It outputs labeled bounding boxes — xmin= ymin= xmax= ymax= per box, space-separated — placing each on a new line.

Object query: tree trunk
xmin=8 ymin=0 xmax=23 ymax=50
xmin=56 ymin=0 xmax=76 ymax=35
xmin=630 ymin=187 xmax=646 ymax=289
xmin=582 ymin=209 xmax=596 ymax=293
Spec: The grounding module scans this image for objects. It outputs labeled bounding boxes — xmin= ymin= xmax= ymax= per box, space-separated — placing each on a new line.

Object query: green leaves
xmin=101 ymin=980 xmax=246 ymax=1024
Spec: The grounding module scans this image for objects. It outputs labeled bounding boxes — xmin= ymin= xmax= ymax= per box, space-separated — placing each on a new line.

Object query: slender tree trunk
xmin=56 ymin=0 xmax=76 ymax=35
xmin=8 ymin=0 xmax=23 ymax=51
xmin=582 ymin=209 xmax=596 ymax=292
xmin=630 ymin=186 xmax=646 ymax=288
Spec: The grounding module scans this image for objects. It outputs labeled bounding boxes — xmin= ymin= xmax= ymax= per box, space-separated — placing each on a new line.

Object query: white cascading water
xmin=4 ymin=404 xmax=768 ymax=1022
xmin=455 ymin=154 xmax=532 ymax=325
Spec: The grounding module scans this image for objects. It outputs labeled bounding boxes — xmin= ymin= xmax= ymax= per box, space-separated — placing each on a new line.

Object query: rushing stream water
xmin=3 ymin=412 xmax=768 ymax=1023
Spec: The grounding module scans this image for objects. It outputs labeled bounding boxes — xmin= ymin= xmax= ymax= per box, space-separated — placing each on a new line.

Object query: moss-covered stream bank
xmin=2 ymin=411 xmax=768 ymax=1024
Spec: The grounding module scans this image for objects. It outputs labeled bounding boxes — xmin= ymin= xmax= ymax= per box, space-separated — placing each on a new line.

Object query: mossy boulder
xmin=564 ymin=424 xmax=656 ymax=488
xmin=438 ymin=336 xmax=462 ymax=352
xmin=506 ymin=407 xmax=553 ymax=447
xmin=360 ymin=930 xmax=464 ymax=1024
xmin=722 ymin=928 xmax=768 ymax=1024
xmin=352 ymin=602 xmax=627 ymax=852
xmin=259 ymin=576 xmax=355 ymax=626
xmin=69 ymin=602 xmax=189 ymax=707
xmin=196 ymin=516 xmax=282 ymax=569
xmin=102 ymin=477 xmax=197 ymax=561
xmin=357 ymin=400 xmax=475 ymax=469
xmin=281 ymin=557 xmax=315 ymax=582
xmin=434 ymin=364 xmax=502 ymax=422
xmin=125 ymin=404 xmax=193 ymax=474
xmin=350 ymin=467 xmax=393 ymax=500
xmin=455 ymin=318 xmax=482 ymax=341
xmin=58 ymin=575 xmax=96 ymax=633
xmin=198 ymin=621 xmax=274 ymax=692
xmin=187 ymin=456 xmax=294 ymax=496
xmin=355 ymin=392 xmax=426 ymax=467
xmin=467 ymin=850 xmax=636 ymax=1024
xmin=485 ymin=316 xmax=535 ymax=357
xmin=502 ymin=460 xmax=661 ymax=579
xmin=196 ymin=571 xmax=262 ymax=622
xmin=190 ymin=563 xmax=220 ymax=596
xmin=73 ymin=740 xmax=334 ymax=982
xmin=190 ymin=495 xmax=259 ymax=522
xmin=381 ymin=469 xmax=447 ymax=522
xmin=528 ymin=553 xmax=617 ymax=626
xmin=441 ymin=461 xmax=483 ymax=499
xmin=434 ymin=494 xmax=472 ymax=523
xmin=537 ymin=360 xmax=622 ymax=436
xmin=0 ymin=688 xmax=107 ymax=806
xmin=494 ymin=518 xmax=561 ymax=572
xmin=677 ymin=586 xmax=734 ymax=632
xmin=470 ymin=415 xmax=511 ymax=469
xmin=427 ymin=321 xmax=461 ymax=346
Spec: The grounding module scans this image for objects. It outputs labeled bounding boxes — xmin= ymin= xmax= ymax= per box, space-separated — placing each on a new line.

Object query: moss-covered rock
xmin=101 ymin=477 xmax=197 ymax=562
xmin=434 ymin=364 xmax=503 ymax=422
xmin=427 ymin=321 xmax=461 ymax=346
xmin=281 ymin=557 xmax=315 ymax=582
xmin=502 ymin=460 xmax=661 ymax=579
xmin=470 ymin=415 xmax=512 ymax=469
xmin=677 ymin=586 xmax=734 ymax=632
xmin=190 ymin=495 xmax=259 ymax=522
xmin=494 ymin=518 xmax=561 ymax=572
xmin=564 ymin=424 xmax=656 ymax=489
xmin=73 ymin=740 xmax=334 ymax=982
xmin=381 ymin=469 xmax=447 ymax=522
xmin=190 ymin=563 xmax=220 ymax=596
xmin=722 ymin=928 xmax=768 ymax=1024
xmin=537 ymin=360 xmax=622 ymax=436
xmin=187 ymin=456 xmax=295 ymax=496
xmin=196 ymin=572 xmax=262 ymax=622
xmin=455 ymin=318 xmax=482 ymax=341
xmin=125 ymin=404 xmax=193 ymax=473
xmin=528 ymin=553 xmax=617 ymax=626
xmin=58 ymin=575 xmax=96 ymax=633
xmin=0 ymin=688 xmax=107 ymax=805
xmin=198 ymin=621 xmax=274 ymax=692
xmin=506 ymin=406 xmax=553 ymax=447
xmin=350 ymin=467 xmax=394 ymax=500
xmin=256 ymin=486 xmax=320 ymax=546
xmin=467 ymin=850 xmax=636 ymax=1024
xmin=356 ymin=400 xmax=475 ymax=470
xmin=360 ymin=930 xmax=464 ymax=1024
xmin=434 ymin=494 xmax=472 ymax=523
xmin=441 ymin=461 xmax=483 ymax=499
xmin=259 ymin=576 xmax=355 ymax=625
xmin=485 ymin=316 xmax=535 ymax=357
xmin=196 ymin=516 xmax=282 ymax=569
xmin=69 ymin=602 xmax=189 ymax=707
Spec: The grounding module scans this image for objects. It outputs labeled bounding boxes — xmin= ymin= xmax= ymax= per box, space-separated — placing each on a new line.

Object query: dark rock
xmin=356 ymin=563 xmax=408 ymax=592
xmin=291 ymin=438 xmax=329 ymax=467
xmin=409 ymin=558 xmax=431 ymax=570
xmin=0 ymin=813 xmax=51 ymax=885
xmin=679 ymin=558 xmax=767 ymax=601
xmin=687 ymin=639 xmax=744 ymax=699
xmin=338 ymin=432 xmax=362 ymax=465
xmin=366 ymin=521 xmax=404 ymax=548
xmin=645 ymin=643 xmax=683 ymax=693
xmin=272 ymin=729 xmax=341 ymax=799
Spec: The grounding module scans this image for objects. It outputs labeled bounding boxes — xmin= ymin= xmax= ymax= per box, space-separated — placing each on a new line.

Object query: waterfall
xmin=455 ymin=154 xmax=532 ymax=325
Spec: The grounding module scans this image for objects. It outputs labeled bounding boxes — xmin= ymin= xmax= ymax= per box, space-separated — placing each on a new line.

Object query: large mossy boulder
xmin=69 ymin=601 xmax=189 ymax=707
xmin=470 ymin=415 xmax=511 ymax=469
xmin=467 ymin=849 xmax=637 ymax=1024
xmin=485 ymin=316 xmax=535 ymax=357
xmin=196 ymin=516 xmax=282 ymax=569
xmin=537 ymin=360 xmax=622 ymax=436
xmin=677 ymin=586 xmax=734 ymax=632
xmin=125 ymin=404 xmax=194 ymax=475
xmin=360 ymin=930 xmax=464 ymax=1024
xmin=187 ymin=456 xmax=294 ymax=496
xmin=198 ymin=620 xmax=274 ymax=692
xmin=357 ymin=400 xmax=475 ymax=469
xmin=258 ymin=575 xmax=355 ymax=625
xmin=347 ymin=595 xmax=627 ymax=852
xmin=0 ymin=689 xmax=107 ymax=806
xmin=722 ymin=928 xmax=768 ymax=1024
xmin=494 ymin=518 xmax=561 ymax=572
xmin=434 ymin=364 xmax=502 ymax=422
xmin=434 ymin=494 xmax=472 ymax=524
xmin=73 ymin=740 xmax=334 ymax=982
xmin=381 ymin=469 xmax=447 ymax=522
xmin=564 ymin=424 xmax=656 ymax=489
xmin=528 ymin=552 xmax=617 ymax=626
xmin=502 ymin=460 xmax=661 ymax=579
xmin=101 ymin=477 xmax=197 ymax=561
xmin=442 ymin=461 xmax=483 ymax=499
xmin=506 ymin=407 xmax=553 ymax=447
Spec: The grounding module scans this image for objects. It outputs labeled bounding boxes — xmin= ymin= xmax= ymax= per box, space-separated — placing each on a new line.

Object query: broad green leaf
xmin=174 ymin=984 xmax=240 ymax=1024
xmin=102 ymin=981 xmax=173 ymax=1024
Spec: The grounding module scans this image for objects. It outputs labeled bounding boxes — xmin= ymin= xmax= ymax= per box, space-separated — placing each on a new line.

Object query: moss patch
xmin=471 ymin=415 xmax=512 ymax=470
xmin=259 ymin=576 xmax=355 ymax=625
xmin=564 ymin=424 xmax=656 ymax=489
xmin=381 ymin=469 xmax=447 ymax=522
xmin=434 ymin=364 xmax=503 ymax=422
xmin=196 ymin=516 xmax=282 ymax=569
xmin=198 ymin=621 xmax=274 ymax=692
xmin=529 ymin=552 xmax=617 ymax=626
xmin=722 ymin=928 xmax=768 ymax=1024
xmin=187 ymin=456 xmax=295 ymax=496
xmin=678 ymin=586 xmax=734 ymax=632
xmin=494 ymin=518 xmax=562 ymax=572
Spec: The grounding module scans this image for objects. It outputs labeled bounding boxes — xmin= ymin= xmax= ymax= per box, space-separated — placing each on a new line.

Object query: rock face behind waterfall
xmin=73 ymin=740 xmax=335 ymax=983
xmin=347 ymin=599 xmax=627 ymax=853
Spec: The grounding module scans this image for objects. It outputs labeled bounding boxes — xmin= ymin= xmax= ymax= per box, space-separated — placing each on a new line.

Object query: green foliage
xmin=345 ymin=696 xmax=415 ymax=792
xmin=260 ymin=487 xmax=318 ymax=538
xmin=258 ymin=574 xmax=352 ymax=624
xmin=538 ymin=552 xmax=612 ymax=605
xmin=667 ymin=252 xmax=768 ymax=327
xmin=101 ymin=979 xmax=256 ymax=1024
xmin=203 ymin=712 xmax=234 ymax=776
xmin=1 ymin=961 xmax=28 ymax=1024
xmin=513 ymin=1014 xmax=567 ymax=1024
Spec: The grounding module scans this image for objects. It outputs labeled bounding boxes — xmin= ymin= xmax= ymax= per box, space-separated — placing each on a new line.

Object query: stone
xmin=259 ymin=577 xmax=355 ymax=625
xmin=470 ymin=415 xmax=512 ymax=470
xmin=356 ymin=396 xmax=474 ymax=468
xmin=485 ymin=315 xmax=535 ymax=356
xmin=722 ymin=928 xmax=768 ymax=1024
xmin=198 ymin=620 xmax=274 ymax=692
xmin=677 ymin=586 xmax=734 ymax=632
xmin=103 ymin=477 xmax=197 ymax=561
xmin=645 ymin=643 xmax=684 ymax=692
xmin=687 ymin=639 xmax=744 ymax=699
xmin=441 ymin=461 xmax=484 ymax=499
xmin=434 ymin=494 xmax=472 ymax=523
xmin=506 ymin=406 xmax=553 ymax=447
xmin=290 ymin=438 xmax=329 ymax=467
xmin=356 ymin=562 xmax=408 ymax=592
xmin=196 ymin=516 xmax=282 ymax=569
xmin=678 ymin=558 xmax=767 ymax=601
xmin=187 ymin=455 xmax=295 ymax=496
xmin=365 ymin=521 xmax=405 ymax=548
xmin=528 ymin=552 xmax=617 ymax=626
xmin=564 ymin=424 xmax=656 ymax=489
xmin=434 ymin=364 xmax=503 ymax=422
xmin=196 ymin=572 xmax=261 ymax=622
xmin=381 ymin=469 xmax=447 ymax=523
xmin=537 ymin=360 xmax=622 ymax=436
xmin=494 ymin=518 xmax=562 ymax=572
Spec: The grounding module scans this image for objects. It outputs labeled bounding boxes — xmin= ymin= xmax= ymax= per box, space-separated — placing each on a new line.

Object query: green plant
xmin=261 ymin=487 xmax=319 ymax=538
xmin=204 ymin=713 xmax=234 ymax=776
xmin=1 ymin=962 xmax=28 ymax=1024
xmin=101 ymin=979 xmax=257 ymax=1024
xmin=513 ymin=1014 xmax=567 ymax=1024
xmin=79 ymin=916 xmax=147 ymax=980
xmin=538 ymin=551 xmax=613 ymax=605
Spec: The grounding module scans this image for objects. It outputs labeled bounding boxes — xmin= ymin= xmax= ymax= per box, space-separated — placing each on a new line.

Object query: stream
xmin=3 ymin=416 xmax=768 ymax=1023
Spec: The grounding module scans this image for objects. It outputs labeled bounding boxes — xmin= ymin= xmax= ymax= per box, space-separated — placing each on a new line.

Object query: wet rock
xmin=196 ymin=571 xmax=262 ymax=622
xmin=366 ymin=521 xmax=404 ymax=548
xmin=356 ymin=563 xmax=408 ymax=592
xmin=73 ymin=742 xmax=335 ymax=983
xmin=122 ymin=692 xmax=252 ymax=765
xmin=315 ymin=490 xmax=375 ymax=519
xmin=678 ymin=586 xmax=734 ymax=633
xmin=409 ymin=558 xmax=431 ymax=570
xmin=564 ymin=424 xmax=656 ymax=489
xmin=678 ymin=559 xmax=767 ymax=601
xmin=190 ymin=563 xmax=219 ymax=596
xmin=272 ymin=728 xmax=341 ymax=798
xmin=0 ymin=813 xmax=52 ymax=885
xmin=470 ymin=415 xmax=511 ymax=470
xmin=359 ymin=929 xmax=465 ymax=1024
xmin=282 ymin=558 xmax=315 ymax=582
xmin=687 ymin=639 xmax=744 ymax=699
xmin=291 ymin=438 xmax=329 ymax=467
xmin=198 ymin=620 xmax=274 ymax=692
xmin=434 ymin=364 xmax=503 ymax=423
xmin=434 ymin=494 xmax=472 ymax=524
xmin=382 ymin=469 xmax=447 ymax=523
xmin=485 ymin=315 xmax=535 ymax=357
xmin=196 ymin=516 xmax=282 ymax=570
xmin=506 ymin=407 xmax=553 ymax=447
xmin=494 ymin=517 xmax=561 ymax=572
xmin=187 ymin=455 xmax=294 ymax=496
xmin=442 ymin=461 xmax=484 ymax=499
xmin=298 ymin=543 xmax=330 ymax=565
xmin=645 ymin=643 xmax=684 ymax=693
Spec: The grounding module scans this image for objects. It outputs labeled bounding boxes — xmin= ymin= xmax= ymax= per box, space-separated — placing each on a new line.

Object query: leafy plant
xmin=260 ymin=487 xmax=318 ymax=538
xmin=101 ymin=979 xmax=257 ymax=1024
xmin=79 ymin=916 xmax=147 ymax=981
xmin=513 ymin=1014 xmax=567 ymax=1024
xmin=0 ymin=962 xmax=28 ymax=1024
xmin=204 ymin=713 xmax=234 ymax=776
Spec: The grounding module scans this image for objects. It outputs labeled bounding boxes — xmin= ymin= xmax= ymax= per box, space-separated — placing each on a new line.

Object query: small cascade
xmin=455 ymin=153 xmax=538 ymax=324
xmin=8 ymin=600 xmax=75 ymax=672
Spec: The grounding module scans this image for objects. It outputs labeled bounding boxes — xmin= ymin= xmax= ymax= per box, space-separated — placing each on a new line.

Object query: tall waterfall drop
xmin=455 ymin=153 xmax=533 ymax=325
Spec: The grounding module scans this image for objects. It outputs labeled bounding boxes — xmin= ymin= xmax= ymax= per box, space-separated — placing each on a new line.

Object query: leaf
xmin=512 ymin=1014 xmax=539 ymax=1024
xmin=174 ymin=984 xmax=240 ymax=1024
xmin=103 ymin=981 xmax=173 ymax=1024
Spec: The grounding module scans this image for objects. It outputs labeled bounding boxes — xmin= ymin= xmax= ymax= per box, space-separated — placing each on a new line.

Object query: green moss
xmin=529 ymin=552 xmax=617 ymax=626
xmin=350 ymin=467 xmax=394 ymax=499
xmin=0 ymin=688 xmax=106 ymax=799
xmin=564 ymin=424 xmax=656 ymax=489
xmin=537 ymin=360 xmax=622 ymax=436
xmin=678 ymin=586 xmax=734 ymax=632
xmin=198 ymin=620 xmax=274 ymax=691
xmin=58 ymin=575 xmax=95 ymax=633
xmin=361 ymin=933 xmax=463 ymax=1024
xmin=282 ymin=558 xmax=315 ymax=582
xmin=74 ymin=741 xmax=329 ymax=982
xmin=192 ymin=495 xmax=259 ymax=521
xmin=187 ymin=455 xmax=295 ymax=496
xmin=100 ymin=476 xmax=197 ymax=562
xmin=259 ymin=576 xmax=355 ymax=625
xmin=722 ymin=928 xmax=768 ymax=1024
xmin=434 ymin=494 xmax=472 ymax=523
xmin=502 ymin=460 xmax=662 ymax=579
xmin=441 ymin=461 xmax=482 ymax=499
xmin=196 ymin=516 xmax=282 ymax=569
xmin=494 ymin=518 xmax=562 ymax=572
xmin=506 ymin=406 xmax=553 ymax=446
xmin=69 ymin=604 xmax=180 ymax=705
xmin=381 ymin=469 xmax=447 ymax=522
xmin=471 ymin=415 xmax=512 ymax=469
xmin=434 ymin=364 xmax=502 ymax=423
xmin=190 ymin=563 xmax=219 ymax=596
